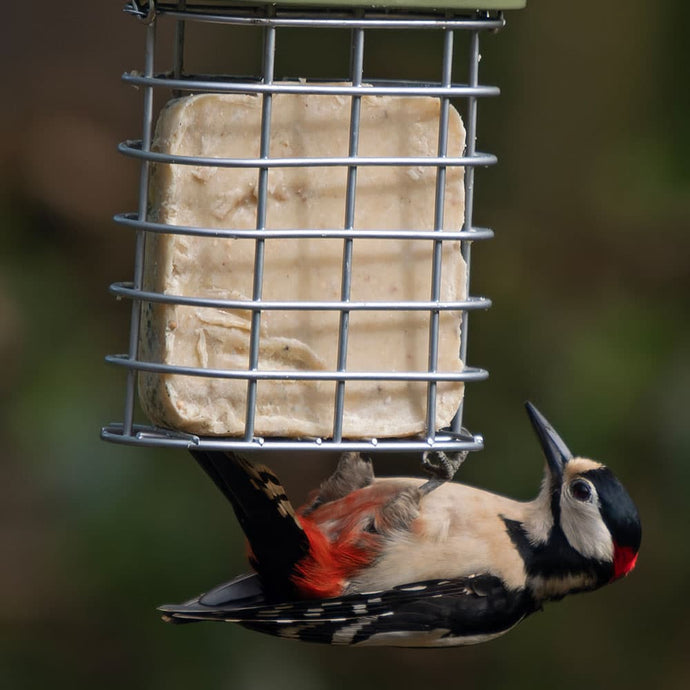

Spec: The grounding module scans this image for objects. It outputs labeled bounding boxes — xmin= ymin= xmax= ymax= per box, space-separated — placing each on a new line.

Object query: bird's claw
xmin=419 ymin=428 xmax=472 ymax=494
xmin=421 ymin=449 xmax=469 ymax=483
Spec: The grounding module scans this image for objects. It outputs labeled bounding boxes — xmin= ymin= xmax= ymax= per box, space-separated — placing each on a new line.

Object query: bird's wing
xmin=159 ymin=574 xmax=537 ymax=647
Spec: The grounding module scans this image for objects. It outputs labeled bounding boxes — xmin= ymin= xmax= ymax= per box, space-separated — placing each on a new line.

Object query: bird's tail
xmin=189 ymin=450 xmax=311 ymax=600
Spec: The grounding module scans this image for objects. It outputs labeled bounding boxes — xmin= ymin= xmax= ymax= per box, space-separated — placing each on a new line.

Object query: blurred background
xmin=1 ymin=1 xmax=688 ymax=688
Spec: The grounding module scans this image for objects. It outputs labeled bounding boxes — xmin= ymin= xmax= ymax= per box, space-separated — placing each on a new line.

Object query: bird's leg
xmin=419 ymin=445 xmax=469 ymax=496
xmin=301 ymin=452 xmax=374 ymax=515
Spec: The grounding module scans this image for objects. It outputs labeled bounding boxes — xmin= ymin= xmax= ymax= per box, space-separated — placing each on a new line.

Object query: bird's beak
xmin=525 ymin=402 xmax=573 ymax=482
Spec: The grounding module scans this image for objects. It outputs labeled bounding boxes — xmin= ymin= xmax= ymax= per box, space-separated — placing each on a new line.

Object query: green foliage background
xmin=1 ymin=1 xmax=688 ymax=688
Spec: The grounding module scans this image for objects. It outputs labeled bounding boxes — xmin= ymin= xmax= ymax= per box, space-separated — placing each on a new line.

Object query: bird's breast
xmin=345 ymin=480 xmax=530 ymax=593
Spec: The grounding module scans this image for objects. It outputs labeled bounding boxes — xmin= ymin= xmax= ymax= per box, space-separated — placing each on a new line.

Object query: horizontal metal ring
xmin=101 ymin=423 xmax=486 ymax=453
xmin=122 ymin=73 xmax=501 ymax=99
xmin=152 ymin=6 xmax=505 ymax=32
xmin=114 ymin=213 xmax=495 ymax=242
xmin=105 ymin=354 xmax=490 ymax=383
xmin=108 ymin=282 xmax=492 ymax=312
xmin=118 ymin=140 xmax=498 ymax=169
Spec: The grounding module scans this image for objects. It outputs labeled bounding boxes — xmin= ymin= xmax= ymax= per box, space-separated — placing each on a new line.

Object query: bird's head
xmin=525 ymin=402 xmax=641 ymax=583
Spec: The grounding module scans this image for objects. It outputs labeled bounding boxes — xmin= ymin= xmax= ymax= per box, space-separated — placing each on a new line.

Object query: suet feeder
xmin=102 ymin=0 xmax=526 ymax=458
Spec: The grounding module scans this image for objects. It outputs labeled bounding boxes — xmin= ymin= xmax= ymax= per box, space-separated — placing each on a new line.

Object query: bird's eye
xmin=570 ymin=479 xmax=593 ymax=502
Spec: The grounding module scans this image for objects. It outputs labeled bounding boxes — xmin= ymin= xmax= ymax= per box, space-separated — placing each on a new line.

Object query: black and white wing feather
xmin=159 ymin=574 xmax=538 ymax=647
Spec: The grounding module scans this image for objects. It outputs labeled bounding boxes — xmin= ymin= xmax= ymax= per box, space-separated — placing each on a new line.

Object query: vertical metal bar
xmin=426 ymin=26 xmax=454 ymax=442
xmin=452 ymin=28 xmax=480 ymax=434
xmin=244 ymin=12 xmax=276 ymax=441
xmin=123 ymin=18 xmax=156 ymax=437
xmin=332 ymin=23 xmax=365 ymax=442
xmin=173 ymin=0 xmax=187 ymax=87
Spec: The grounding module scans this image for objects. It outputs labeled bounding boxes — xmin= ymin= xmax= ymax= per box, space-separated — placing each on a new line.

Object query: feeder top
xmin=175 ymin=1 xmax=526 ymax=10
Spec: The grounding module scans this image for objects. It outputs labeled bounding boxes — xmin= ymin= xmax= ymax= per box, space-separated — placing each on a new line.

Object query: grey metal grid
xmin=102 ymin=1 xmax=504 ymax=454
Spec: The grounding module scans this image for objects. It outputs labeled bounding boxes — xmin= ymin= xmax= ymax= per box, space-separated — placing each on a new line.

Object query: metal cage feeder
xmin=102 ymin=0 xmax=525 ymax=456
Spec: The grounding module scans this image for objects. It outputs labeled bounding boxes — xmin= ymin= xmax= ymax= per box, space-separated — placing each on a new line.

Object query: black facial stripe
xmin=502 ymin=518 xmax=612 ymax=590
xmin=582 ymin=468 xmax=641 ymax=551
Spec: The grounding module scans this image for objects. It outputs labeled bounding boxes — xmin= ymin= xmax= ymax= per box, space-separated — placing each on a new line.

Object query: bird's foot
xmin=421 ymin=449 xmax=468 ymax=483
xmin=419 ymin=433 xmax=471 ymax=495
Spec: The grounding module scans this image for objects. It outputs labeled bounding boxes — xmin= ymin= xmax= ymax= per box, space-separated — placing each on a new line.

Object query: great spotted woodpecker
xmin=159 ymin=403 xmax=641 ymax=647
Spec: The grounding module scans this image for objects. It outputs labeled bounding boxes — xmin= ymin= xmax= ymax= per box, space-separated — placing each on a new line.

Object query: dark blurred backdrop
xmin=1 ymin=1 xmax=689 ymax=688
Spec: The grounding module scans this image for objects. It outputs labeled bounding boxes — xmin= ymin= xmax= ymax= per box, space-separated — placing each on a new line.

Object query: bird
xmin=159 ymin=402 xmax=641 ymax=647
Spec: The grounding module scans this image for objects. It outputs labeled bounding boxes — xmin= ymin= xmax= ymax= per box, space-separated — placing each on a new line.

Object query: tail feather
xmin=188 ymin=450 xmax=310 ymax=600
xmin=188 ymin=450 xmax=240 ymax=508
xmin=187 ymin=451 xmax=390 ymax=602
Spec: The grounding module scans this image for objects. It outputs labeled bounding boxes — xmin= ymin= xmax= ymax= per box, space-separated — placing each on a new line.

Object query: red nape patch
xmin=612 ymin=543 xmax=638 ymax=581
xmin=289 ymin=513 xmax=380 ymax=599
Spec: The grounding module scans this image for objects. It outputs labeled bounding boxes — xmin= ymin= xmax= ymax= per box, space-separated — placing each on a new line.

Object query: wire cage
xmin=102 ymin=0 xmax=523 ymax=456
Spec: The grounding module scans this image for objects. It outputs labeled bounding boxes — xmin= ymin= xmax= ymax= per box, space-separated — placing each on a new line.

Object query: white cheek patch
xmin=559 ymin=492 xmax=613 ymax=562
